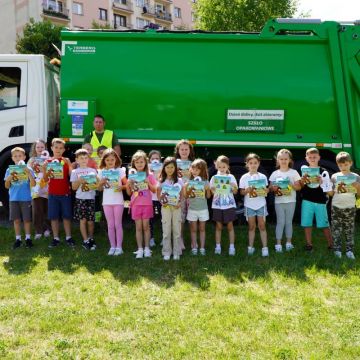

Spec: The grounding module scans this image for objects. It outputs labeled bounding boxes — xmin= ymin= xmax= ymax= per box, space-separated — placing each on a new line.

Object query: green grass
xmin=0 ymin=220 xmax=359 ymax=359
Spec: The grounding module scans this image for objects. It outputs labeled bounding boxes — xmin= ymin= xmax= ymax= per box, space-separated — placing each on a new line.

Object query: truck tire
xmin=0 ymin=149 xmax=12 ymax=218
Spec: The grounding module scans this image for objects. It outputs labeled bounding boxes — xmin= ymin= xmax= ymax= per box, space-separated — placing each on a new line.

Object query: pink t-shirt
xmin=130 ymin=173 xmax=157 ymax=207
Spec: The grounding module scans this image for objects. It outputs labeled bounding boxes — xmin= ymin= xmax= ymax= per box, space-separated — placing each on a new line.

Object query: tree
xmin=91 ymin=20 xmax=111 ymax=29
xmin=193 ymin=0 xmax=298 ymax=32
xmin=16 ymin=18 xmax=62 ymax=59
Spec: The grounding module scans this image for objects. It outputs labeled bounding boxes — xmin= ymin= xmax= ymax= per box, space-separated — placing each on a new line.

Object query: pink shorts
xmin=131 ymin=205 xmax=154 ymax=220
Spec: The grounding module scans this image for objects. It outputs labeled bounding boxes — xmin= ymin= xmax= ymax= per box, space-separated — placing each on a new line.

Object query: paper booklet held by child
xmin=248 ymin=178 xmax=267 ymax=198
xmin=80 ymin=173 xmax=98 ymax=192
xmin=336 ymin=174 xmax=357 ymax=194
xmin=160 ymin=183 xmax=182 ymax=206
xmin=273 ymin=178 xmax=291 ymax=196
xmin=213 ymin=175 xmax=231 ymax=196
xmin=301 ymin=166 xmax=320 ymax=188
xmin=128 ymin=171 xmax=148 ymax=191
xmin=9 ymin=164 xmax=27 ymax=184
xmin=47 ymin=161 xmax=64 ymax=179
xmin=102 ymin=169 xmax=120 ymax=192
xmin=176 ymin=160 xmax=191 ymax=179
xmin=187 ymin=178 xmax=206 ymax=199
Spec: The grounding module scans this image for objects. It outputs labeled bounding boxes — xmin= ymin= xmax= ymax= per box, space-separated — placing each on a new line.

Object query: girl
xmin=157 ymin=157 xmax=183 ymax=260
xmin=210 ymin=155 xmax=238 ymax=255
xmin=98 ymin=149 xmax=127 ymax=256
xmin=174 ymin=139 xmax=196 ymax=250
xmin=126 ymin=150 xmax=157 ymax=259
xmin=27 ymin=139 xmax=51 ymax=240
xmin=148 ymin=150 xmax=162 ymax=247
xmin=269 ymin=149 xmax=301 ymax=252
xmin=184 ymin=159 xmax=211 ymax=255
xmin=239 ymin=153 xmax=269 ymax=257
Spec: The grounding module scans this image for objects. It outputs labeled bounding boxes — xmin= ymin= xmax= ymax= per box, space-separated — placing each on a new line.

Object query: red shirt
xmin=47 ymin=157 xmax=71 ymax=195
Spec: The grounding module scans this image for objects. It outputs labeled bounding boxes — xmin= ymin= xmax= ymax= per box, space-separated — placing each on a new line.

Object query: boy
xmin=43 ymin=138 xmax=74 ymax=247
xmin=299 ymin=148 xmax=333 ymax=251
xmin=329 ymin=152 xmax=360 ymax=259
xmin=70 ymin=149 xmax=98 ymax=250
xmin=4 ymin=147 xmax=36 ymax=248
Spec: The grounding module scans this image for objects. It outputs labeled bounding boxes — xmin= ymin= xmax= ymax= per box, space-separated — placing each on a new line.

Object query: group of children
xmin=5 ymin=138 xmax=360 ymax=260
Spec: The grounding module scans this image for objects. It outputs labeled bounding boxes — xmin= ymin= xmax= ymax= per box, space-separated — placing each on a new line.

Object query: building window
xmin=136 ymin=17 xmax=150 ymax=29
xmin=114 ymin=14 xmax=127 ymax=28
xmin=136 ymin=0 xmax=145 ymax=7
xmin=99 ymin=8 xmax=107 ymax=21
xmin=174 ymin=7 xmax=181 ymax=18
xmin=72 ymin=2 xmax=83 ymax=15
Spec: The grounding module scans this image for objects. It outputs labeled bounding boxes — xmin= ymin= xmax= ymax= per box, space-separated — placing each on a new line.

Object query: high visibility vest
xmin=90 ymin=129 xmax=113 ymax=164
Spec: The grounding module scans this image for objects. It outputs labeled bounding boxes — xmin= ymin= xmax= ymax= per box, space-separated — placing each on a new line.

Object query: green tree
xmin=91 ymin=20 xmax=111 ymax=29
xmin=16 ymin=18 xmax=62 ymax=59
xmin=193 ymin=0 xmax=298 ymax=32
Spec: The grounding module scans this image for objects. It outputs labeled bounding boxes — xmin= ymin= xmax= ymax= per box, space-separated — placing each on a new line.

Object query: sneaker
xmin=25 ymin=239 xmax=33 ymax=248
xmin=163 ymin=255 xmax=170 ymax=261
xmin=200 ymin=248 xmax=206 ymax=256
xmin=346 ymin=251 xmax=355 ymax=260
xmin=134 ymin=248 xmax=144 ymax=259
xmin=144 ymin=248 xmax=152 ymax=258
xmin=173 ymin=255 xmax=180 ymax=260
xmin=114 ymin=247 xmax=123 ymax=256
xmin=88 ymin=238 xmax=96 ymax=250
xmin=149 ymin=238 xmax=156 ymax=247
xmin=43 ymin=230 xmax=51 ymax=238
xmin=82 ymin=241 xmax=91 ymax=250
xmin=285 ymin=243 xmax=294 ymax=251
xmin=48 ymin=238 xmax=60 ymax=248
xmin=229 ymin=247 xmax=236 ymax=256
xmin=191 ymin=248 xmax=198 ymax=255
xmin=334 ymin=250 xmax=342 ymax=258
xmin=304 ymin=244 xmax=313 ymax=252
xmin=35 ymin=234 xmax=42 ymax=240
xmin=13 ymin=240 xmax=22 ymax=249
xmin=108 ymin=247 xmax=116 ymax=255
xmin=247 ymin=246 xmax=255 ymax=255
xmin=214 ymin=246 xmax=221 ymax=255
xmin=262 ymin=247 xmax=269 ymax=257
xmin=275 ymin=244 xmax=283 ymax=253
xmin=66 ymin=238 xmax=75 ymax=247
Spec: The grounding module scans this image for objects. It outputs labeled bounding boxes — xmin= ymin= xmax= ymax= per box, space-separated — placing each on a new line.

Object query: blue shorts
xmin=48 ymin=194 xmax=72 ymax=220
xmin=245 ymin=206 xmax=267 ymax=219
xmin=301 ymin=199 xmax=329 ymax=228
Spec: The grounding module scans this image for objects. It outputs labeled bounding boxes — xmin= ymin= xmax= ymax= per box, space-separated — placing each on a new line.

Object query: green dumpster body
xmin=60 ymin=19 xmax=360 ymax=167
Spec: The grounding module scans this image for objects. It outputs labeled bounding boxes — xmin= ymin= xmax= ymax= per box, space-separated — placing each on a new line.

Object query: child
xmin=148 ymin=149 xmax=162 ymax=247
xmin=4 ymin=147 xmax=36 ymax=248
xmin=98 ymin=149 xmax=127 ymax=255
xmin=43 ymin=138 xmax=74 ymax=248
xmin=329 ymin=152 xmax=360 ymax=259
xmin=299 ymin=148 xmax=333 ymax=251
xmin=126 ymin=150 xmax=157 ymax=259
xmin=70 ymin=149 xmax=98 ymax=250
xmin=269 ymin=149 xmax=301 ymax=252
xmin=210 ymin=155 xmax=238 ymax=255
xmin=27 ymin=139 xmax=51 ymax=240
xmin=184 ymin=159 xmax=211 ymax=255
xmin=73 ymin=143 xmax=98 ymax=170
xmin=97 ymin=145 xmax=107 ymax=161
xmin=174 ymin=139 xmax=196 ymax=250
xmin=239 ymin=153 xmax=269 ymax=257
xmin=157 ymin=157 xmax=183 ymax=260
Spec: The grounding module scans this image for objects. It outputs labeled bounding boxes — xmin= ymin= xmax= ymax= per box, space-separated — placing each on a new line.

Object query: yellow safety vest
xmin=90 ymin=129 xmax=113 ymax=165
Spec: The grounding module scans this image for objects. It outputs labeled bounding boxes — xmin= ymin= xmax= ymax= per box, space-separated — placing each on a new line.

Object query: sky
xmin=295 ymin=0 xmax=360 ymax=22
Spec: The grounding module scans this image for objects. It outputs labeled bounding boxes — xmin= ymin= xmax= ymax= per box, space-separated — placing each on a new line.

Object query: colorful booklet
xmin=301 ymin=166 xmax=320 ymax=188
xmin=9 ymin=164 xmax=27 ymax=184
xmin=336 ymin=174 xmax=357 ymax=194
xmin=273 ymin=178 xmax=291 ymax=196
xmin=80 ymin=173 xmax=98 ymax=192
xmin=187 ymin=180 xmax=206 ymax=199
xmin=160 ymin=183 xmax=182 ymax=206
xmin=176 ymin=160 xmax=191 ymax=179
xmin=32 ymin=157 xmax=46 ymax=174
xmin=102 ymin=169 xmax=120 ymax=191
xmin=248 ymin=178 xmax=267 ymax=197
xmin=213 ymin=175 xmax=231 ymax=195
xmin=128 ymin=171 xmax=148 ymax=191
xmin=150 ymin=161 xmax=162 ymax=175
xmin=47 ymin=162 xmax=64 ymax=179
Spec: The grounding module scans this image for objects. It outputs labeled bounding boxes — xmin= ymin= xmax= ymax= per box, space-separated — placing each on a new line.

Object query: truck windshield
xmin=0 ymin=67 xmax=21 ymax=110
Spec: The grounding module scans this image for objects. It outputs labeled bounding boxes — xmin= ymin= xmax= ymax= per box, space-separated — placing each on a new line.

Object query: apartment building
xmin=0 ymin=0 xmax=195 ymax=54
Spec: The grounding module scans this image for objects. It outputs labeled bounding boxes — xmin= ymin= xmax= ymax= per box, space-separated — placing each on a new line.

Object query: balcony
xmin=112 ymin=20 xmax=134 ymax=30
xmin=113 ymin=0 xmax=134 ymax=13
xmin=42 ymin=2 xmax=69 ymax=20
xmin=156 ymin=0 xmax=173 ymax=3
xmin=142 ymin=6 xmax=172 ymax=22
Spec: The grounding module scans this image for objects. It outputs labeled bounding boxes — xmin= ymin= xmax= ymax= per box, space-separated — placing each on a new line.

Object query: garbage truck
xmin=0 ymin=19 xmax=359 ymax=206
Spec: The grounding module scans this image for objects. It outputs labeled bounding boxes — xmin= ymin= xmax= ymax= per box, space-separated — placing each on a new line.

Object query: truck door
xmin=0 ymin=62 xmax=27 ymax=151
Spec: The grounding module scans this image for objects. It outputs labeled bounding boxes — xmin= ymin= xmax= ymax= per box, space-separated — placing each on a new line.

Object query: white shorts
xmin=186 ymin=208 xmax=209 ymax=222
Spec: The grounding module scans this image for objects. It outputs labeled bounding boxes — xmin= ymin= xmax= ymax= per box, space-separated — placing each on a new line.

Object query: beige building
xmin=0 ymin=0 xmax=195 ymax=54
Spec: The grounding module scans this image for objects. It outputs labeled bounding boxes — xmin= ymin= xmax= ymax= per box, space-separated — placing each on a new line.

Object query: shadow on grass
xmin=1 ymin=221 xmax=359 ymax=288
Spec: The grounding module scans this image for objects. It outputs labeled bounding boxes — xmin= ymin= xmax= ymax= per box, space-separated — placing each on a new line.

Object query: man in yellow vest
xmin=83 ymin=114 xmax=121 ymax=163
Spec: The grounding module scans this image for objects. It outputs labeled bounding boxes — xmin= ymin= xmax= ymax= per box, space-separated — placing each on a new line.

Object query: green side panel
xmin=59 ymin=20 xmax=358 ymax=160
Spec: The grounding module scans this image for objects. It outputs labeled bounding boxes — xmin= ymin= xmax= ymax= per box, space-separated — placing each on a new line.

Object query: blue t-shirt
xmin=4 ymin=168 xmax=33 ymax=202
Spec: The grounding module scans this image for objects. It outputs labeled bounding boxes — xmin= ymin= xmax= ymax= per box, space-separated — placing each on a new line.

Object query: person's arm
xmin=4 ymin=170 xmax=12 ymax=190
xmin=25 ymin=167 xmax=36 ymax=187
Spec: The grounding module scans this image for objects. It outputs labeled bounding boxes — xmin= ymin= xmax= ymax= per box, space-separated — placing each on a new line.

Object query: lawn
xmin=0 ymin=219 xmax=359 ymax=359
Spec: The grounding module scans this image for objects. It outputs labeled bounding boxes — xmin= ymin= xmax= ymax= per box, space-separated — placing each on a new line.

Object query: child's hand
xmin=352 ymin=182 xmax=360 ymax=190
xmin=231 ymin=184 xmax=238 ymax=193
xmin=265 ymin=187 xmax=270 ymax=195
xmin=6 ymin=174 xmax=13 ymax=183
xmin=318 ymin=175 xmax=323 ymax=184
xmin=177 ymin=169 xmax=183 ymax=178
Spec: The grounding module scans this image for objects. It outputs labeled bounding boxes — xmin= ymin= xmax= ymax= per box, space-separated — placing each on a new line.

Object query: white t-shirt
xmin=239 ymin=172 xmax=268 ymax=210
xmin=210 ymin=173 xmax=237 ymax=210
xmin=331 ymin=172 xmax=360 ymax=209
xmin=70 ymin=167 xmax=97 ymax=200
xmin=99 ymin=167 xmax=126 ymax=205
xmin=269 ymin=168 xmax=301 ymax=204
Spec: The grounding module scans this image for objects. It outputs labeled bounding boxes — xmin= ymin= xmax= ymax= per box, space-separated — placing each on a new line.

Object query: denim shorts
xmin=301 ymin=199 xmax=329 ymax=228
xmin=48 ymin=194 xmax=72 ymax=220
xmin=245 ymin=206 xmax=267 ymax=219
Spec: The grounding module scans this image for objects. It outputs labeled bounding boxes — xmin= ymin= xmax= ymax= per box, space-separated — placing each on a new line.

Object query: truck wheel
xmin=0 ymin=150 xmax=12 ymax=218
